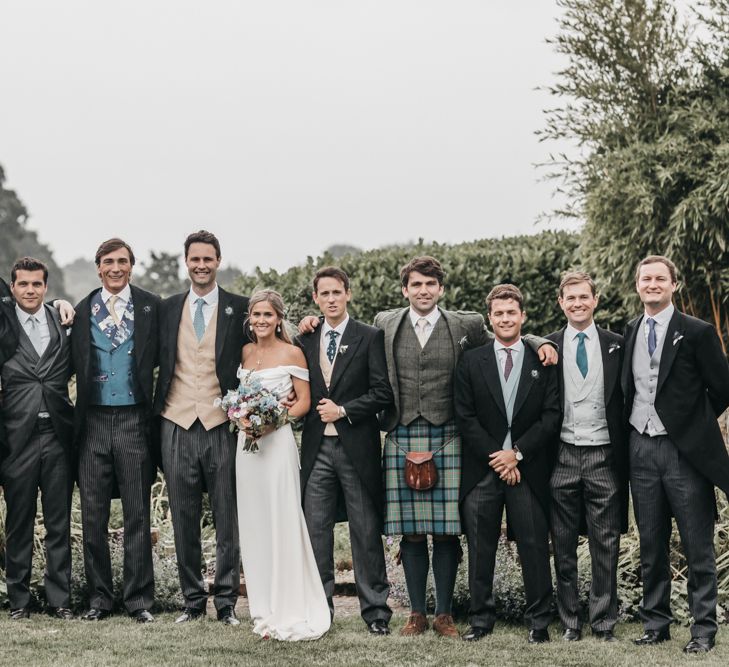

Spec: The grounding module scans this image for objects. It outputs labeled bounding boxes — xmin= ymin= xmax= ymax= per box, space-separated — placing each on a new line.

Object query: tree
xmin=134 ymin=251 xmax=185 ymax=298
xmin=540 ymin=0 xmax=729 ymax=350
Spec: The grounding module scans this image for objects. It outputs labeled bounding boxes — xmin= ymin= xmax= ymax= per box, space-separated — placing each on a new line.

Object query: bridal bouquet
xmin=215 ymin=370 xmax=289 ymax=453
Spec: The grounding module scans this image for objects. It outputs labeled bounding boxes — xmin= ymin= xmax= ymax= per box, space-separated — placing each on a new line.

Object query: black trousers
xmin=2 ymin=419 xmax=72 ymax=609
xmin=629 ymin=430 xmax=718 ymax=638
xmin=161 ymin=418 xmax=240 ymax=611
xmin=78 ymin=406 xmax=154 ymax=612
xmin=462 ymin=470 xmax=552 ymax=630
xmin=550 ymin=441 xmax=621 ymax=631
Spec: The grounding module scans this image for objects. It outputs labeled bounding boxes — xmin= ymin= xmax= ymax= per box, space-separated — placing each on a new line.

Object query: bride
xmin=235 ymin=289 xmax=331 ymax=641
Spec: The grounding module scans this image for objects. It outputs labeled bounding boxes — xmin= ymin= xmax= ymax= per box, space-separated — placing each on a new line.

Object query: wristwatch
xmin=513 ymin=445 xmax=523 ymax=462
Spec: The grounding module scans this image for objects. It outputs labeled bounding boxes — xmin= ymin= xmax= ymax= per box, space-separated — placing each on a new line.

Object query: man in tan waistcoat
xmin=154 ymin=230 xmax=249 ymax=625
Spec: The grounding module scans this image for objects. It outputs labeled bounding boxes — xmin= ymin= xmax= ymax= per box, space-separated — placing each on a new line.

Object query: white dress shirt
xmin=188 ymin=284 xmax=219 ymax=327
xmin=493 ymin=337 xmax=524 ymax=374
xmin=563 ymin=321 xmax=599 ymax=372
xmin=408 ymin=307 xmax=441 ymax=345
xmin=101 ymin=284 xmax=132 ymax=322
xmin=643 ymin=303 xmax=674 ymax=353
xmin=15 ymin=304 xmax=50 ymax=355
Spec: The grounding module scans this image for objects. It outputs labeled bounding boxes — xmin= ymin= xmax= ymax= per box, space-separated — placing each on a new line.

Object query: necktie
xmin=108 ymin=295 xmax=121 ymax=326
xmin=503 ymin=347 xmax=513 ymax=381
xmin=27 ymin=315 xmax=44 ymax=356
xmin=326 ymin=330 xmax=339 ymax=363
xmin=647 ymin=317 xmax=657 ymax=357
xmin=193 ymin=298 xmax=206 ymax=341
xmin=415 ymin=317 xmax=429 ymax=347
xmin=575 ymin=332 xmax=588 ymax=378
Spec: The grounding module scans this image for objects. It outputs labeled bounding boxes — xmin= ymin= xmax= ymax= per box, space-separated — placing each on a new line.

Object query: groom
xmin=297 ymin=266 xmax=394 ymax=634
xmin=154 ymin=230 xmax=249 ymax=625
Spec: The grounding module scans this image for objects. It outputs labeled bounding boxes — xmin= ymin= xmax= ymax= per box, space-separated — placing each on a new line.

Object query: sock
xmin=432 ymin=538 xmax=460 ymax=616
xmin=399 ymin=538 xmax=429 ymax=614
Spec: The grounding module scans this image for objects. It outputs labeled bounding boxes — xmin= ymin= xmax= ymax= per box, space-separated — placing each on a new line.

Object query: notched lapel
xmin=215 ymin=289 xmax=233 ymax=365
xmin=513 ymin=349 xmax=538 ymax=418
xmin=132 ymin=288 xmax=151 ymax=371
xmin=479 ymin=347 xmax=507 ymax=418
xmin=599 ymin=328 xmax=619 ymax=401
xmin=328 ymin=323 xmax=362 ymax=393
xmin=656 ymin=310 xmax=683 ymax=394
xmin=621 ymin=317 xmax=641 ymax=395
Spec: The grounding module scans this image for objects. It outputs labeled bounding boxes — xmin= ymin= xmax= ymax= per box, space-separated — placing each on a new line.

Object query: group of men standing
xmin=1 ymin=243 xmax=728 ymax=656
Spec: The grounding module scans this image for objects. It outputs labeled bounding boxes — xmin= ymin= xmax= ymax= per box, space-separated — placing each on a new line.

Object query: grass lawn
xmin=1 ymin=611 xmax=728 ymax=667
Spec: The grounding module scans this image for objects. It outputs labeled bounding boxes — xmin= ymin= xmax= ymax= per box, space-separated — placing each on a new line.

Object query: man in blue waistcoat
xmin=71 ymin=238 xmax=160 ymax=622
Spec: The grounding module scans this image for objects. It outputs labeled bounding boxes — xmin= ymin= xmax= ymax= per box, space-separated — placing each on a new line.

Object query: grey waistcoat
xmin=496 ymin=345 xmax=524 ymax=450
xmin=629 ymin=317 xmax=668 ymax=436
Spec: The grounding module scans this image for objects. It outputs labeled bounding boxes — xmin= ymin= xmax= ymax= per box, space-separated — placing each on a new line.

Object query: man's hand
xmin=317 ymin=398 xmax=341 ymax=423
xmin=280 ymin=389 xmax=297 ymax=409
xmin=537 ymin=343 xmax=558 ymax=367
xmin=298 ymin=316 xmax=320 ymax=335
xmin=502 ymin=467 xmax=521 ymax=486
xmin=489 ymin=449 xmax=518 ymax=476
xmin=53 ymin=300 xmax=76 ymax=326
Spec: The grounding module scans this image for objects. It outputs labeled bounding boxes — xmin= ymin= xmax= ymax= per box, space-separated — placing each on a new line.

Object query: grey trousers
xmin=161 ymin=418 xmax=240 ymax=611
xmin=303 ymin=436 xmax=391 ymax=624
xmin=550 ymin=441 xmax=620 ymax=632
xmin=629 ymin=430 xmax=718 ymax=639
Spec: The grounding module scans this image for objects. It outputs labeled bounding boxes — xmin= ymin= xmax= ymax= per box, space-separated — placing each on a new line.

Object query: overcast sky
xmin=0 ymin=0 xmax=577 ymax=273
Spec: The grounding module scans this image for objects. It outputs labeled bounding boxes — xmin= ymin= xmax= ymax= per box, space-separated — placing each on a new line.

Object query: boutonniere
xmin=673 ymin=331 xmax=684 ymax=346
xmin=531 ymin=369 xmax=540 ymax=379
xmin=225 ymin=306 xmax=234 ymax=316
xmin=339 ymin=345 xmax=349 ymax=355
xmin=608 ymin=342 xmax=620 ymax=354
xmin=458 ymin=335 xmax=469 ymax=350
xmin=1 ymin=296 xmax=11 ymax=304
xmin=91 ymin=303 xmax=101 ymax=316
xmin=143 ymin=305 xmax=151 ymax=314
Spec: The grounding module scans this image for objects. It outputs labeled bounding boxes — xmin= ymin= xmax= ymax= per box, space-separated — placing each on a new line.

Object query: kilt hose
xmin=383 ymin=417 xmax=461 ymax=536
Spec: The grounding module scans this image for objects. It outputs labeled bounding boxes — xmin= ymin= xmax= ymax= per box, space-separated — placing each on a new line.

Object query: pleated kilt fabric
xmin=383 ymin=417 xmax=461 ymax=535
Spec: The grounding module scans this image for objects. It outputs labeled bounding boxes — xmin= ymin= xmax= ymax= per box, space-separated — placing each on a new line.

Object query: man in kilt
xmin=374 ymin=256 xmax=557 ymax=638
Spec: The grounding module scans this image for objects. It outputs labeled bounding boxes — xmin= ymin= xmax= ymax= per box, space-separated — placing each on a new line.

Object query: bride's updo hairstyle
xmin=246 ymin=289 xmax=292 ymax=344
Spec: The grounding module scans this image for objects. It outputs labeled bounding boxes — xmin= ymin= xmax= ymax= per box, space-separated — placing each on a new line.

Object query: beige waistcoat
xmin=319 ymin=342 xmax=339 ymax=436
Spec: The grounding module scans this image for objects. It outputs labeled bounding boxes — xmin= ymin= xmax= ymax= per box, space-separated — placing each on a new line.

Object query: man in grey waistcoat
xmin=0 ymin=258 xmax=74 ymax=620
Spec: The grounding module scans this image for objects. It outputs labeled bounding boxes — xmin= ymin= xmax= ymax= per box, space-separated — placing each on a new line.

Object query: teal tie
xmin=575 ymin=332 xmax=588 ymax=378
xmin=193 ymin=298 xmax=206 ymax=341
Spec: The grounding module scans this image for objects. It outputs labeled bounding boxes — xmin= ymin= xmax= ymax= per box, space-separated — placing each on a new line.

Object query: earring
xmin=276 ymin=325 xmax=281 ymax=333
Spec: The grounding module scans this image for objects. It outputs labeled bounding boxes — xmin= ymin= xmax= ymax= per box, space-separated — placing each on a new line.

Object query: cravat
xmin=415 ymin=317 xmax=429 ymax=347
xmin=575 ymin=332 xmax=588 ymax=378
xmin=193 ymin=298 xmax=206 ymax=341
xmin=108 ymin=295 xmax=121 ymax=326
xmin=647 ymin=317 xmax=657 ymax=357
xmin=326 ymin=330 xmax=339 ymax=363
xmin=27 ymin=315 xmax=44 ymax=356
xmin=503 ymin=347 xmax=513 ymax=381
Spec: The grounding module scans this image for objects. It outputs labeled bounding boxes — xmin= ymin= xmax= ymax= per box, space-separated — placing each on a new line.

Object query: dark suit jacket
xmin=71 ymin=285 xmax=161 ymax=445
xmin=454 ymin=340 xmax=561 ymax=519
xmin=622 ymin=309 xmax=729 ymax=495
xmin=154 ymin=286 xmax=249 ymax=416
xmin=547 ymin=326 xmax=629 ymax=532
xmin=296 ymin=317 xmax=394 ymax=517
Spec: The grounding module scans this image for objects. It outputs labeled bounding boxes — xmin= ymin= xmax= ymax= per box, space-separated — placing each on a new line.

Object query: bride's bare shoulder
xmin=281 ymin=342 xmax=307 ymax=368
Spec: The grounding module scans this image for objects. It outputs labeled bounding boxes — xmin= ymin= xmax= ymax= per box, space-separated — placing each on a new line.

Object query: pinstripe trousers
xmin=78 ymin=406 xmax=155 ymax=612
xmin=550 ymin=441 xmax=620 ymax=632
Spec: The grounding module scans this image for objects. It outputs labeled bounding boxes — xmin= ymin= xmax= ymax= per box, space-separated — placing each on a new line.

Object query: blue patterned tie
xmin=327 ymin=330 xmax=339 ymax=363
xmin=193 ymin=298 xmax=206 ymax=341
xmin=575 ymin=332 xmax=588 ymax=378
xmin=647 ymin=317 xmax=657 ymax=357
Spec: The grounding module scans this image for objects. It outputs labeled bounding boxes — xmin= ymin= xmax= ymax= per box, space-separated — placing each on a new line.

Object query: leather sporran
xmin=404 ymin=451 xmax=438 ymax=491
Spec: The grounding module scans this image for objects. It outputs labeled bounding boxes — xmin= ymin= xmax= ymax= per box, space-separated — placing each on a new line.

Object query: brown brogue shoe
xmin=399 ymin=612 xmax=428 ymax=636
xmin=433 ymin=614 xmax=459 ymax=639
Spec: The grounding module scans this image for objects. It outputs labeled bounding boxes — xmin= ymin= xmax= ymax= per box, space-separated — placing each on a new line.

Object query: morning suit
xmin=72 ymin=284 xmax=160 ymax=613
xmin=0 ymin=302 xmax=74 ymax=610
xmin=623 ymin=306 xmax=729 ymax=639
xmin=546 ymin=324 xmax=628 ymax=633
xmin=154 ymin=285 xmax=248 ymax=611
xmin=297 ymin=315 xmax=394 ymax=623
xmin=455 ymin=340 xmax=561 ymax=631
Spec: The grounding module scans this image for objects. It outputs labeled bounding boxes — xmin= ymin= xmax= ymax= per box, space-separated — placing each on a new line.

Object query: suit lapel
xmin=440 ymin=308 xmax=464 ymax=368
xmin=554 ymin=328 xmax=566 ymax=401
xmin=621 ymin=316 xmax=641 ymax=396
xmin=77 ymin=292 xmax=94 ymax=383
xmin=513 ymin=345 xmax=537 ymax=418
xmin=656 ymin=310 xmax=683 ymax=394
xmin=215 ymin=287 xmax=232 ymax=367
xmin=479 ymin=345 xmax=507 ymax=419
xmin=598 ymin=327 xmax=619 ymax=402
xmin=36 ymin=305 xmax=63 ymax=376
xmin=328 ymin=320 xmax=362 ymax=393
xmin=303 ymin=326 xmax=328 ymax=395
xmin=130 ymin=286 xmax=150 ymax=373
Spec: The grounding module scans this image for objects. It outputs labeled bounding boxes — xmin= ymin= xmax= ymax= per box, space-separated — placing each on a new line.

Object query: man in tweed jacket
xmin=374 ymin=256 xmax=557 ymax=638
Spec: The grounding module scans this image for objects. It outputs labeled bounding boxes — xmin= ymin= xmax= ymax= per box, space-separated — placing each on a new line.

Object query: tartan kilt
xmin=383 ymin=417 xmax=461 ymax=536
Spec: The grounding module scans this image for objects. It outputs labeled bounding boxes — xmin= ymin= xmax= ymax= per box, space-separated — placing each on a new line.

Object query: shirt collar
xmin=189 ymin=283 xmax=219 ymax=306
xmin=644 ymin=303 xmax=674 ymax=326
xmin=322 ymin=314 xmax=349 ymax=338
xmin=101 ymin=284 xmax=131 ymax=305
xmin=493 ymin=337 xmax=524 ymax=354
xmin=15 ymin=304 xmax=47 ymax=325
xmin=566 ymin=320 xmax=597 ymax=342
xmin=409 ymin=306 xmax=440 ymax=328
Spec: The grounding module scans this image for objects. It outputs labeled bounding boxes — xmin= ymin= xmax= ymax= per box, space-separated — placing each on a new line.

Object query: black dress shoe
xmin=633 ymin=628 xmax=670 ymax=645
xmin=81 ymin=608 xmax=111 ymax=621
xmin=462 ymin=626 xmax=493 ymax=642
xmin=131 ymin=609 xmax=155 ymax=623
xmin=217 ymin=606 xmax=240 ymax=626
xmin=10 ymin=608 xmax=30 ymax=620
xmin=683 ymin=636 xmax=714 ymax=654
xmin=593 ymin=629 xmax=617 ymax=642
xmin=367 ymin=619 xmax=391 ymax=635
xmin=528 ymin=628 xmax=550 ymax=644
xmin=562 ymin=628 xmax=582 ymax=641
xmin=49 ymin=607 xmax=74 ymax=620
xmin=175 ymin=608 xmax=204 ymax=623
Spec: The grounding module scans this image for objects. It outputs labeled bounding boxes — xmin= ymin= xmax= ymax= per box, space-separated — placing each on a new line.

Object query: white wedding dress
xmin=235 ymin=365 xmax=331 ymax=641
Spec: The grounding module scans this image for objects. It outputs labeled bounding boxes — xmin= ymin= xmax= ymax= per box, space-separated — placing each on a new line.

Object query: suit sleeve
xmin=513 ymin=365 xmax=561 ymax=461
xmin=454 ymin=353 xmax=503 ymax=459
xmin=523 ymin=333 xmax=558 ymax=355
xmin=695 ymin=324 xmax=729 ymax=417
xmin=341 ymin=329 xmax=394 ymax=423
